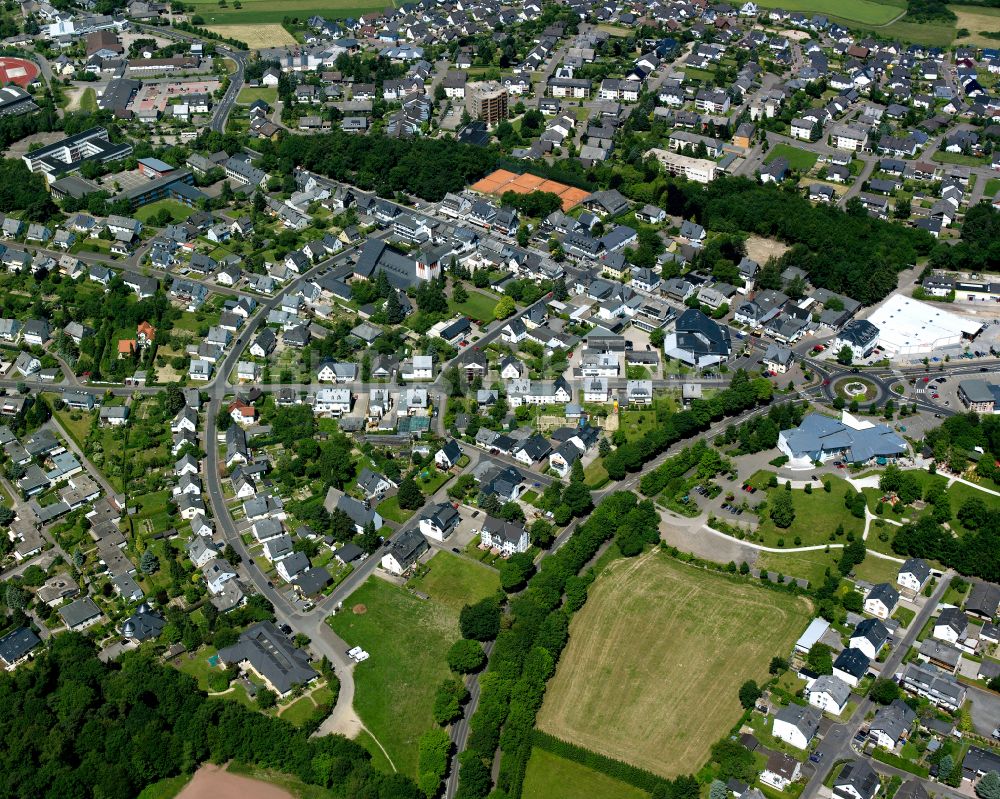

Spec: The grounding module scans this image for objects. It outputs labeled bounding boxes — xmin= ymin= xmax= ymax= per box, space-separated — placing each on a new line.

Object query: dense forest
xmin=0 ymin=634 xmax=419 ymax=799
xmin=928 ymin=202 xmax=1000 ymax=274
xmin=659 ymin=177 xmax=936 ymax=305
xmin=264 ymin=131 xmax=498 ymax=201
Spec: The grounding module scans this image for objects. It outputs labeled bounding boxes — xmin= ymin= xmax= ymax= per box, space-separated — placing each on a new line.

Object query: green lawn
xmin=416 ymin=466 xmax=451 ymax=496
xmin=765 ymin=143 xmax=819 ymax=172
xmin=753 ymin=477 xmax=865 ymax=547
xmin=328 ymin=578 xmax=460 ymax=778
xmin=187 ymin=0 xmax=393 ymax=24
xmin=757 ymin=549 xmax=840 ymax=588
xmin=751 ymin=0 xmax=903 ymax=23
xmin=862 ymin=18 xmax=955 ymax=46
xmin=406 ymin=551 xmax=499 ymax=612
xmin=135 ymin=199 xmax=195 ymax=225
xmin=279 ymin=694 xmax=323 ymax=727
xmin=79 ymin=88 xmax=97 ymax=112
xmin=449 ymin=290 xmax=497 ymax=324
xmin=523 ymin=747 xmax=648 ymax=799
xmin=683 ymin=67 xmax=716 ymax=82
xmin=932 ymin=150 xmax=987 ymax=167
xmin=620 ymin=410 xmax=658 ymax=442
xmin=170 ymin=646 xmax=220 ymax=691
xmin=237 ymin=86 xmax=278 ymax=104
xmin=585 ymin=459 xmax=610 ymax=489
xmin=376 ymin=495 xmax=413 ymax=523
xmin=984 ymin=178 xmax=1000 ymax=199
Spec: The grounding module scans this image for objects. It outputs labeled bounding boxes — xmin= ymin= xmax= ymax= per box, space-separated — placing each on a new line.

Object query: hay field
xmin=537 ymin=552 xmax=811 ymax=778
xmin=206 ymin=24 xmax=297 ymax=48
xmin=189 ymin=0 xmax=393 ymax=25
xmin=952 ymin=4 xmax=1000 ymax=46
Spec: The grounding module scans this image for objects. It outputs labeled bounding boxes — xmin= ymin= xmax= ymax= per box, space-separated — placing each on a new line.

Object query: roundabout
xmin=831 ymin=375 xmax=881 ymax=404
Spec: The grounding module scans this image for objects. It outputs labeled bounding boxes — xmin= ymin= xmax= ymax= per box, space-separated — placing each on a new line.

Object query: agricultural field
xmin=187 ymin=0 xmax=394 ymax=27
xmin=765 ymin=143 xmax=819 ymax=172
xmin=327 ymin=576 xmax=461 ymax=778
xmin=753 ymin=0 xmax=904 ymax=25
xmin=537 ymin=553 xmax=811 ymax=778
xmin=522 ymin=748 xmax=648 ymax=799
xmin=951 ymin=4 xmax=1000 ymax=47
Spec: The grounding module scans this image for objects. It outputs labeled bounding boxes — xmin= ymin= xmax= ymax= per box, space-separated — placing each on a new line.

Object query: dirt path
xmin=177 ymin=764 xmax=293 ymax=799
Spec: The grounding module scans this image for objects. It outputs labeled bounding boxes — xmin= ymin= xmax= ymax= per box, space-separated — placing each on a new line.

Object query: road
xmin=801 ymin=573 xmax=953 ymax=799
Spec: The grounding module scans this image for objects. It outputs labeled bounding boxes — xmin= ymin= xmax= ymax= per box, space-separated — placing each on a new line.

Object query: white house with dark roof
xmin=864 ymin=583 xmax=899 ymax=620
xmin=480 ymin=516 xmax=529 ymax=556
xmin=897 ymin=558 xmax=930 ymax=596
xmin=806 ymin=674 xmax=851 ymax=715
xmin=772 ymin=703 xmax=821 ymax=749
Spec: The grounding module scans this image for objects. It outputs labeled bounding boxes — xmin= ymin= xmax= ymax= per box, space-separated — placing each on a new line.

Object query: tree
xmin=807 ymin=643 xmax=833 ymax=674
xmin=529 ymin=519 xmax=555 ymax=547
xmin=459 ymin=596 xmax=500 ymax=641
xmin=433 ymin=678 xmax=469 ymax=724
xmin=255 ymin=688 xmax=277 ymax=709
xmin=869 ymin=678 xmax=900 ymax=705
xmin=447 ymin=639 xmax=486 ymax=673
xmin=494 ymin=296 xmax=515 ymax=320
xmin=396 ymin=477 xmax=424 ymax=510
xmin=499 ymin=552 xmax=534 ymax=592
xmin=769 ymin=490 xmax=795 ymax=528
xmin=836 ymin=345 xmax=854 ymax=366
xmin=140 ymin=547 xmax=159 ymax=575
xmin=5 ymin=583 xmax=26 ymax=611
xmin=385 ymin=290 xmax=405 ymax=324
xmin=769 ymin=657 xmax=789 ymax=674
xmin=738 ymin=679 xmax=761 ymax=709
xmin=417 ymin=728 xmax=451 ymax=799
xmin=710 ymin=780 xmax=729 ymax=799
xmin=939 ymin=755 xmax=955 ymax=784
xmin=977 ymin=772 xmax=1000 ymax=799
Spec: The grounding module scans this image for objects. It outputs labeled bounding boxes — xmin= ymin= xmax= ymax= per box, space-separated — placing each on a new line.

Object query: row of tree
xmin=604 ymin=370 xmax=773 ymax=482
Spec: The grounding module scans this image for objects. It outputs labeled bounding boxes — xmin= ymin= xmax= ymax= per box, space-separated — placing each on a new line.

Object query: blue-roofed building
xmin=777 ymin=412 xmax=907 ymax=467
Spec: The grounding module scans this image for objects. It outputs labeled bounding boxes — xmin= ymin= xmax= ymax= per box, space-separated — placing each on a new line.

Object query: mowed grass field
xmin=753 ymin=0 xmax=904 ymax=24
xmin=188 ymin=0 xmax=394 ymax=25
xmin=522 ymin=748 xmax=649 ymax=799
xmin=407 ymin=551 xmax=500 ymax=613
xmin=537 ymin=552 xmax=811 ymax=778
xmin=329 ymin=558 xmax=496 ymax=778
xmin=765 ymin=143 xmax=818 ymax=172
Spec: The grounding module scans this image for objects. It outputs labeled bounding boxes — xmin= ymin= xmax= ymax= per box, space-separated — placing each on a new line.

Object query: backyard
xmin=537 ymin=552 xmax=811 ymax=778
xmin=449 ymin=289 xmax=497 ymax=325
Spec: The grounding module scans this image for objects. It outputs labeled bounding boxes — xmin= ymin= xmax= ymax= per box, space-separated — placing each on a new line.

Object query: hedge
xmin=531 ymin=730 xmax=673 ymax=794
xmin=869 ymin=747 xmax=930 ymax=778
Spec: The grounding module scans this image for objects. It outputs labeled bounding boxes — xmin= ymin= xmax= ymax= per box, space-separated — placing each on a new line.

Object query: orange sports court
xmin=470 ymin=169 xmax=590 ymax=211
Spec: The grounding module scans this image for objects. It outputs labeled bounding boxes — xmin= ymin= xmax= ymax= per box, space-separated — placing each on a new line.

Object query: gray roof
xmin=774 ymin=702 xmax=821 ymax=737
xmin=781 ymin=413 xmax=906 ymax=463
xmin=809 ymin=674 xmax=852 ymax=706
xmin=59 ymin=596 xmax=102 ymax=628
xmin=217 ymin=621 xmax=317 ymax=694
xmin=0 ymin=627 xmax=40 ymax=665
xmin=871 ymin=699 xmax=916 ymax=741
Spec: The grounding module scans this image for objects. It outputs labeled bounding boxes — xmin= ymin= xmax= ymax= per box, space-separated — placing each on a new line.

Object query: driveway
xmin=967 ymin=683 xmax=1000 ymax=738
